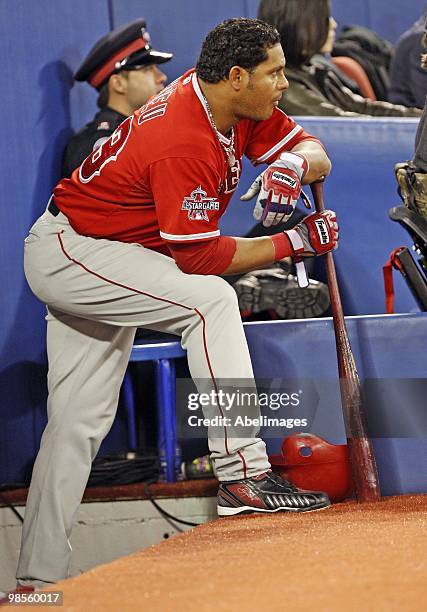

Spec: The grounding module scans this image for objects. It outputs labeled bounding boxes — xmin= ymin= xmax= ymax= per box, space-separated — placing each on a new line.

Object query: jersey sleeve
xmin=150 ymin=157 xmax=223 ymax=244
xmin=168 ymin=236 xmax=237 ymax=275
xmin=244 ymin=108 xmax=323 ymax=166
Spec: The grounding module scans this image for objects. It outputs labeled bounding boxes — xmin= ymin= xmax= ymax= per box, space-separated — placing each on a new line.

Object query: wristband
xmin=278 ymin=151 xmax=309 ymax=177
xmin=271 ymin=233 xmax=293 ymax=261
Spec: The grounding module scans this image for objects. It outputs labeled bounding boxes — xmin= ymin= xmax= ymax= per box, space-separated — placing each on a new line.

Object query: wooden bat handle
xmin=310 ymin=179 xmax=326 ymax=213
xmin=310 ymin=180 xmax=381 ymax=502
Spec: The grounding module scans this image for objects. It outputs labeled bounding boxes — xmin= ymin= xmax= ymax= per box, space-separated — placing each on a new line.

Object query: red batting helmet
xmin=269 ymin=433 xmax=354 ymax=502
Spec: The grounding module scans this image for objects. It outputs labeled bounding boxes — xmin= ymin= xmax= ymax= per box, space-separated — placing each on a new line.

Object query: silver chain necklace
xmin=202 ymin=94 xmax=236 ymax=167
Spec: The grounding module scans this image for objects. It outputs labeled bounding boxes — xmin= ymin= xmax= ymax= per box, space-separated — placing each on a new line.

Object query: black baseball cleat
xmin=233 ymin=264 xmax=330 ymax=320
xmin=217 ymin=471 xmax=331 ymax=516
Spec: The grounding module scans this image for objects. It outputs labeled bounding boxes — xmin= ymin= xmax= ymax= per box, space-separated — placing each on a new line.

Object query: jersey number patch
xmin=79 ymin=115 xmax=133 ymax=183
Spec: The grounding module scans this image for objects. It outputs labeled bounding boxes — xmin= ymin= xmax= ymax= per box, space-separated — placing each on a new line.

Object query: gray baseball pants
xmin=17 ymin=209 xmax=270 ymax=585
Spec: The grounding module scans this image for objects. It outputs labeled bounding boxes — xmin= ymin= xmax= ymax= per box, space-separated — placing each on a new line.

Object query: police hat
xmin=75 ymin=18 xmax=173 ymax=90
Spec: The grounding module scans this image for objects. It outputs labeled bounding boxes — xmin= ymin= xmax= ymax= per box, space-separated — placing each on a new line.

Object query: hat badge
xmin=142 ymin=30 xmax=151 ymax=48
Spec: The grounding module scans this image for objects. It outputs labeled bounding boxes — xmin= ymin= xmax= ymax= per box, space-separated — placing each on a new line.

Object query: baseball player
xmin=62 ymin=19 xmax=172 ymax=178
xmin=17 ymin=18 xmax=338 ymax=589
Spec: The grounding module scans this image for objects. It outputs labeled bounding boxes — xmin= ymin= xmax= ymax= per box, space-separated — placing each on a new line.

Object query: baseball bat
xmin=310 ymin=180 xmax=381 ymax=502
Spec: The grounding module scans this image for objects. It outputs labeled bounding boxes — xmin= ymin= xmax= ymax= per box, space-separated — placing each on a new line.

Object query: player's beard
xmin=236 ymin=78 xmax=277 ymax=122
xmin=236 ymin=103 xmax=275 ymax=122
xmin=235 ymin=96 xmax=275 ymax=122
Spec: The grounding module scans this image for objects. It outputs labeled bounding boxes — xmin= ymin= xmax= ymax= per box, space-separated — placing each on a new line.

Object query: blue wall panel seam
xmin=107 ymin=0 xmax=114 ymax=31
xmin=365 ymin=0 xmax=372 ymax=30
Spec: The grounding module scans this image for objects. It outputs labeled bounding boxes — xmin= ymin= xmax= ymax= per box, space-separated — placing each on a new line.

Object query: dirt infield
xmin=11 ymin=495 xmax=427 ymax=611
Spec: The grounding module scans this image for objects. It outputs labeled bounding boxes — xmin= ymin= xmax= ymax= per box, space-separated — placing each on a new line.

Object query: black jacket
xmin=61 ymin=107 xmax=127 ymax=178
xmin=280 ymin=59 xmax=423 ymax=118
xmin=414 ymin=102 xmax=427 ymax=172
xmin=388 ymin=17 xmax=427 ymax=109
xmin=332 ymin=25 xmax=394 ymax=101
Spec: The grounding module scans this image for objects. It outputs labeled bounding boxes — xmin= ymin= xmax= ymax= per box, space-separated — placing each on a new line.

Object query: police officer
xmin=62 ymin=19 xmax=173 ymax=178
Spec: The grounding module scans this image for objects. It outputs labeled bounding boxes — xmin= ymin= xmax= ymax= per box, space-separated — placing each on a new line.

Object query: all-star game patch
xmin=181 ymin=185 xmax=220 ymax=221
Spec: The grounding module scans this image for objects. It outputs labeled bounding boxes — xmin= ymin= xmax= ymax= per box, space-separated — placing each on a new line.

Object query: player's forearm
xmin=289 ymin=141 xmax=331 ymax=184
xmin=222 ymin=235 xmax=290 ymax=275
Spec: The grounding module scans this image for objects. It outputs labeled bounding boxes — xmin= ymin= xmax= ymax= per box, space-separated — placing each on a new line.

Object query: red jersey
xmin=54 ymin=70 xmax=320 ymax=256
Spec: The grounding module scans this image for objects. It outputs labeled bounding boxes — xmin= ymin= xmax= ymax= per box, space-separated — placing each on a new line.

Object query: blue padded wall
xmin=245 ymin=314 xmax=427 ymax=495
xmin=110 ymin=0 xmax=247 ymax=83
xmin=1 ymin=0 xmax=426 ymax=486
xmin=334 ymin=0 xmax=425 ymax=44
xmin=114 ymin=0 xmax=425 ymax=82
xmin=0 ymin=0 xmax=112 ymax=484
xmin=220 ymin=117 xmax=420 ymax=316
xmin=300 ymin=117 xmax=419 ymax=316
xmin=246 ymin=0 xmax=425 ymax=44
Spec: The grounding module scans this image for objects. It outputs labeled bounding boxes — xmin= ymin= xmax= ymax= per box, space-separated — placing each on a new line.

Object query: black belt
xmin=48 ymin=198 xmax=61 ymax=217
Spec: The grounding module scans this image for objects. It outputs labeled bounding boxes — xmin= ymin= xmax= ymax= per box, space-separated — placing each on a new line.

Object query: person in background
xmin=62 ymin=19 xmax=172 ymax=178
xmin=257 ymin=0 xmax=422 ymax=117
xmin=395 ymin=27 xmax=427 ymax=219
xmin=389 ymin=35 xmax=427 ymax=312
xmin=389 ymin=14 xmax=427 ymax=110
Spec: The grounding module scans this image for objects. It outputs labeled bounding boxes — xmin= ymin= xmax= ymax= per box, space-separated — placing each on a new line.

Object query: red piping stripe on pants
xmin=56 ymin=231 xmax=247 ymax=478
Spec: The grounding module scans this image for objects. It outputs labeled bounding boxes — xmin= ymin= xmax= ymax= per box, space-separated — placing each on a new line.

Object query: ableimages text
xmin=188 ymin=415 xmax=308 ymax=428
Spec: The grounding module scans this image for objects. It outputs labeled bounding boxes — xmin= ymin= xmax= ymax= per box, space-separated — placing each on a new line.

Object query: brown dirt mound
xmin=13 ymin=495 xmax=427 ymax=611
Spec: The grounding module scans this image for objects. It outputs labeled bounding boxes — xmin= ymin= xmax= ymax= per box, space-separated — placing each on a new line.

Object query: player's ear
xmin=109 ymin=73 xmax=128 ymax=95
xmin=228 ymin=66 xmax=249 ymax=91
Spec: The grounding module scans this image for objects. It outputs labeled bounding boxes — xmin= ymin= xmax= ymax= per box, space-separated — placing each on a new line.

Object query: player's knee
xmin=200 ymin=276 xmax=239 ymax=309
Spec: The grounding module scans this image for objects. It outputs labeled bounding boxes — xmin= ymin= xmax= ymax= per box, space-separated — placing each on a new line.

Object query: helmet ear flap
xmin=269 ymin=433 xmax=354 ymax=502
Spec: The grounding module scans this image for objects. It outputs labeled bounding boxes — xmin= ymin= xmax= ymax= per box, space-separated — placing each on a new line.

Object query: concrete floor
xmin=0 ymin=496 xmax=217 ymax=592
